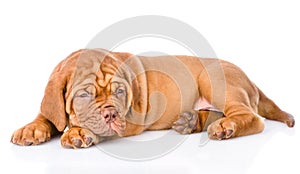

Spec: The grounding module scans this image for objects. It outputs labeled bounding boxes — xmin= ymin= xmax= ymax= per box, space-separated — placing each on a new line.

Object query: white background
xmin=0 ymin=0 xmax=299 ymax=174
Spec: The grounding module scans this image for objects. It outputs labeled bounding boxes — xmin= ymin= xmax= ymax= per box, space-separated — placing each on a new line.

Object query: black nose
xmin=102 ymin=108 xmax=118 ymax=123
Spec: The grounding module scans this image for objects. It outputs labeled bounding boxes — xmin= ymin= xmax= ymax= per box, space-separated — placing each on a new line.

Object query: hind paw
xmin=207 ymin=119 xmax=236 ymax=140
xmin=172 ymin=111 xmax=198 ymax=134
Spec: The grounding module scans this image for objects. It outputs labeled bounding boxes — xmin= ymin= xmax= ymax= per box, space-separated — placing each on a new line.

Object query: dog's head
xmin=40 ymin=49 xmax=147 ymax=137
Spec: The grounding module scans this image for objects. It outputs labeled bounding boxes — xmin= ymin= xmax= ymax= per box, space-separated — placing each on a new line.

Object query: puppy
xmin=11 ymin=49 xmax=295 ymax=148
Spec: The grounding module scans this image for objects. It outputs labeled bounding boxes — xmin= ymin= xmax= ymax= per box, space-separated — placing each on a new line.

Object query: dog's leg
xmin=207 ymin=103 xmax=265 ymax=140
xmin=60 ymin=127 xmax=104 ymax=149
xmin=257 ymin=88 xmax=295 ymax=127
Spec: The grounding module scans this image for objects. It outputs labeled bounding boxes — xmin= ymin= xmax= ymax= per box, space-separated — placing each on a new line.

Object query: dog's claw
xmin=23 ymin=140 xmax=33 ymax=146
xmin=84 ymin=137 xmax=93 ymax=146
xmin=72 ymin=139 xmax=83 ymax=148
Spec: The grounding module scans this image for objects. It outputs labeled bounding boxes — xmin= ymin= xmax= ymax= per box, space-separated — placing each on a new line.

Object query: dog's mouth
xmin=75 ymin=100 xmax=127 ymax=137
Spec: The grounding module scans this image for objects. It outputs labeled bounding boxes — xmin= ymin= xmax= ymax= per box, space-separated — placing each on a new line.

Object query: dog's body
xmin=11 ymin=49 xmax=295 ymax=148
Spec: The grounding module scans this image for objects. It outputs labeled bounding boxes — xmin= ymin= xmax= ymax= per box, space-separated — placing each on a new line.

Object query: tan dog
xmin=11 ymin=49 xmax=295 ymax=148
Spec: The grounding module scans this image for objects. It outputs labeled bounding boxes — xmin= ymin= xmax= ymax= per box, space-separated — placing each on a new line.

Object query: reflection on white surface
xmin=123 ymin=128 xmax=171 ymax=141
xmin=1 ymin=120 xmax=298 ymax=174
xmin=98 ymin=130 xmax=188 ymax=161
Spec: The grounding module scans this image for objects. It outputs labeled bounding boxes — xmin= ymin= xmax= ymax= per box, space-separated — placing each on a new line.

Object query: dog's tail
xmin=257 ymin=87 xmax=295 ymax=127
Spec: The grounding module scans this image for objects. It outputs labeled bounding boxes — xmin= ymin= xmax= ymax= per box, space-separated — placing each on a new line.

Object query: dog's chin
xmin=101 ymin=127 xmax=117 ymax=137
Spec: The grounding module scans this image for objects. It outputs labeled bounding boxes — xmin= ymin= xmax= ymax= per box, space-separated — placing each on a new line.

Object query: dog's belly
xmin=140 ymin=56 xmax=201 ymax=130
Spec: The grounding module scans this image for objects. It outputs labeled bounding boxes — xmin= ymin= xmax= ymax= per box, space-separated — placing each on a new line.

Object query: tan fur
xmin=11 ymin=49 xmax=295 ymax=148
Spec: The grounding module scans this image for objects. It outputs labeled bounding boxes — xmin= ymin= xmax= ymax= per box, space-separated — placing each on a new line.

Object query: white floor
xmin=1 ymin=120 xmax=298 ymax=174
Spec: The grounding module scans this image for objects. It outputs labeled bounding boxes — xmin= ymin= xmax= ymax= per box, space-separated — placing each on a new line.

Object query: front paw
xmin=11 ymin=121 xmax=52 ymax=146
xmin=61 ymin=127 xmax=101 ymax=149
xmin=172 ymin=111 xmax=198 ymax=134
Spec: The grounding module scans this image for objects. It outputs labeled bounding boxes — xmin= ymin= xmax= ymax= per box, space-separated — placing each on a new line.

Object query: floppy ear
xmin=40 ymin=53 xmax=78 ymax=132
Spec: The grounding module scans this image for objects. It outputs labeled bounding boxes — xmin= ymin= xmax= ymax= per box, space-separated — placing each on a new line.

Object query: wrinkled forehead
xmin=70 ymin=49 xmax=124 ymax=92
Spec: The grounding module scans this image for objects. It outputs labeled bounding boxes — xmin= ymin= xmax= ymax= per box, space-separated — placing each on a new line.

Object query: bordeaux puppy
xmin=11 ymin=49 xmax=295 ymax=148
